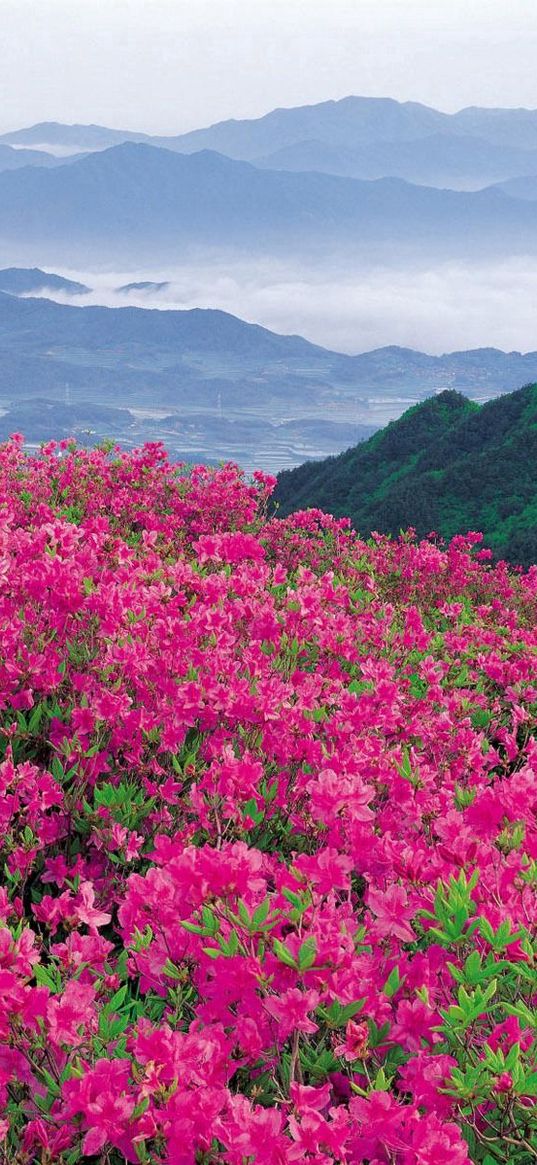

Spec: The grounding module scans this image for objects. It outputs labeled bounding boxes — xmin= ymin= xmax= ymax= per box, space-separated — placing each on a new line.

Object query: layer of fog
xmin=6 ymin=142 xmax=85 ymax=156
xmin=20 ymin=256 xmax=537 ymax=356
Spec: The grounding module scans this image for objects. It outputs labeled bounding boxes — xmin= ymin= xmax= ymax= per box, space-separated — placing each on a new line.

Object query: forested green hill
xmin=273 ymin=385 xmax=537 ymax=566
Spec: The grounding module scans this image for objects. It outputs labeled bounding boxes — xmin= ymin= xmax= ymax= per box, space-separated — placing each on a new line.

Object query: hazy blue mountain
xmin=2 ymin=292 xmax=537 ymax=472
xmin=0 ymin=268 xmax=90 ymax=295
xmin=450 ymin=106 xmax=537 ymax=150
xmin=0 ymin=143 xmax=66 ymax=172
xmin=341 ymin=345 xmax=537 ymax=389
xmin=0 ymin=397 xmax=132 ymax=441
xmin=0 ymin=121 xmax=151 ymax=153
xmin=0 ymin=100 xmax=448 ymax=158
xmin=489 ymin=174 xmax=537 ymax=201
xmin=9 ymin=100 xmax=537 ymax=163
xmin=116 ymin=280 xmax=171 ymax=293
xmin=166 ymin=97 xmax=537 ymax=161
xmin=2 ymin=292 xmax=537 ymax=415
xmin=254 ymin=132 xmax=537 ymax=190
xmin=159 ymin=97 xmax=448 ymax=158
xmin=0 ymin=141 xmax=536 ymax=265
xmin=0 ymin=395 xmax=377 ymax=472
xmin=0 ymin=289 xmax=328 ymax=364
xmin=3 ymin=292 xmax=537 ymax=400
xmin=6 ymin=99 xmax=537 ymax=189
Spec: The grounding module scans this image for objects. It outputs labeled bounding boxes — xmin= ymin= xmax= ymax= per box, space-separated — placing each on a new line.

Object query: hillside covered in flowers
xmin=0 ymin=435 xmax=537 ymax=1163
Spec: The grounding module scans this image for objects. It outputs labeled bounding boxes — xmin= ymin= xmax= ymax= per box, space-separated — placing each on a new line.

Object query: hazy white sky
xmin=1 ymin=0 xmax=537 ymax=135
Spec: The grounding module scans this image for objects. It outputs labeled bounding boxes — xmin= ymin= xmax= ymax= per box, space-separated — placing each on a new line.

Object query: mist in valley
xmin=14 ymin=253 xmax=537 ymax=358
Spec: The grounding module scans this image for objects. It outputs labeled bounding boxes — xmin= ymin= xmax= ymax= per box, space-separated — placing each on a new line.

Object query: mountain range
xmin=0 ymin=143 xmax=77 ymax=172
xmin=160 ymin=97 xmax=537 ymax=158
xmin=1 ymin=289 xmax=537 ymax=472
xmin=4 ymin=288 xmax=537 ymax=400
xmin=4 ymin=97 xmax=537 ymax=190
xmin=273 ymin=384 xmax=537 ymax=566
xmin=1 ymin=140 xmax=537 ymax=267
xmin=2 ymin=96 xmax=537 ymax=274
xmin=0 ymin=268 xmax=89 ymax=296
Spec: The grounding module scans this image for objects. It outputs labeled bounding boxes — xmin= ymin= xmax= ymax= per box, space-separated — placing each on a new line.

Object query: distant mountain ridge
xmin=273 ymin=385 xmax=537 ymax=566
xmin=0 ymin=290 xmax=380 ymax=472
xmin=0 ymin=140 xmax=536 ymax=265
xmin=116 ymin=280 xmax=170 ymax=293
xmin=160 ymin=96 xmax=537 ymax=160
xmin=1 ymin=291 xmax=537 ymax=481
xmin=254 ymin=133 xmax=537 ymax=191
xmin=0 ymin=121 xmax=151 ymax=153
xmin=5 ymin=97 xmax=537 ymax=189
xmin=2 ymin=289 xmax=537 ymax=399
xmin=491 ymin=174 xmax=537 ymax=201
xmin=0 ymin=289 xmax=325 ymax=358
xmin=0 ymin=143 xmax=69 ymax=172
xmin=0 ymin=268 xmax=90 ymax=296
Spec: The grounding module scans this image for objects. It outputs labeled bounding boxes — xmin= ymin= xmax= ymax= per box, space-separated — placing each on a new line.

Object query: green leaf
xmin=41 ymin=1068 xmax=60 ymax=1098
xmin=108 ymin=983 xmax=128 ymax=1012
xmin=180 ymin=920 xmax=205 ymax=935
xmin=28 ymin=703 xmax=45 ymax=734
xmin=273 ymin=939 xmax=298 ymax=969
xmin=372 ymin=1066 xmax=390 ymax=1090
xmin=201 ymin=905 xmax=219 ymax=936
xmin=35 ymin=1092 xmax=54 ymax=1113
xmin=34 ymin=964 xmax=60 ymax=993
xmin=339 ymin=998 xmax=366 ymax=1023
xmin=519 ymin=1071 xmax=537 ymax=1096
xmin=237 ymin=899 xmax=251 ymax=928
xmin=322 ymin=998 xmax=367 ymax=1027
xmin=252 ymin=898 xmax=271 ymax=929
xmin=202 ymin=946 xmax=221 ymax=960
xmin=162 ymin=959 xmax=183 ymax=980
xmin=243 ymin=798 xmax=264 ymax=825
xmin=223 ymin=929 xmax=239 ymax=957
xmin=297 ymin=936 xmax=317 ymax=971
xmin=282 ymin=887 xmax=304 ymax=910
xmin=383 ymin=966 xmax=403 ymax=998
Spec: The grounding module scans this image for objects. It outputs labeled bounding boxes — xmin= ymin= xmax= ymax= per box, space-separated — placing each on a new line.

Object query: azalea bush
xmin=0 ymin=435 xmax=536 ymax=1162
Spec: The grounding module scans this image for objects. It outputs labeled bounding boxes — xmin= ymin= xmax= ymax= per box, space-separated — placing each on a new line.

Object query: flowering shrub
xmin=0 ymin=435 xmax=536 ymax=1162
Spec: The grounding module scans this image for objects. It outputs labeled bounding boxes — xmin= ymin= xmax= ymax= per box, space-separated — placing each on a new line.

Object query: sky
xmin=1 ymin=0 xmax=537 ymax=135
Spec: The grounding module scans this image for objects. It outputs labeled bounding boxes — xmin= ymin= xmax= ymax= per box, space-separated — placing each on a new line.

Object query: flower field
xmin=1 ymin=436 xmax=537 ymax=1163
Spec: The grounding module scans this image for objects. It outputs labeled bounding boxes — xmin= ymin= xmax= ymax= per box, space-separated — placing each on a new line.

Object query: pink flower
xmin=409 ymin=1113 xmax=471 ymax=1163
xmin=47 ymin=980 xmax=97 ymax=1047
xmin=334 ymin=1020 xmax=369 ymax=1061
xmin=367 ymin=884 xmax=416 ymax=943
xmin=391 ymin=998 xmax=440 ymax=1051
xmin=63 ymin=1059 xmax=136 ymax=1160
xmin=289 ymin=1081 xmax=331 ymax=1112
xmin=74 ymin=881 xmax=112 ymax=932
xmin=265 ymin=988 xmax=320 ymax=1040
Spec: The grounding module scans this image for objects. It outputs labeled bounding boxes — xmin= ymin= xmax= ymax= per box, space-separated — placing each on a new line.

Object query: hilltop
xmin=6 ymin=97 xmax=537 ymax=189
xmin=0 ymin=267 xmax=90 ymax=295
xmin=273 ymin=384 xmax=537 ymax=565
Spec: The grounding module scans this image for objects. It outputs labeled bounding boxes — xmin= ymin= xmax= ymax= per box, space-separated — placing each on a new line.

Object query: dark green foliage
xmin=273 ymin=385 xmax=537 ymax=567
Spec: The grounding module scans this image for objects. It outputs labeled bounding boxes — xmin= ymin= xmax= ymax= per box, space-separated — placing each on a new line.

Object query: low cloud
xmin=21 ymin=254 xmax=537 ymax=356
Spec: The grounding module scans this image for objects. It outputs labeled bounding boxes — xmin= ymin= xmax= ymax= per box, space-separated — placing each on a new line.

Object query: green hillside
xmin=273 ymin=384 xmax=537 ymax=566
